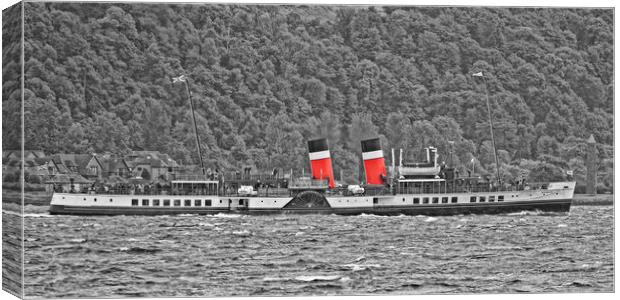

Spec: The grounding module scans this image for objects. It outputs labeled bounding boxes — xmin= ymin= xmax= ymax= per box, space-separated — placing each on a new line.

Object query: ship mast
xmin=173 ymin=75 xmax=207 ymax=179
xmin=473 ymin=72 xmax=501 ymax=187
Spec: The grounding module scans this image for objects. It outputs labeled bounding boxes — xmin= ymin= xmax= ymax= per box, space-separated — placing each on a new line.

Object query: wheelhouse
xmin=397 ymin=178 xmax=447 ymax=194
xmin=171 ymin=180 xmax=218 ymax=195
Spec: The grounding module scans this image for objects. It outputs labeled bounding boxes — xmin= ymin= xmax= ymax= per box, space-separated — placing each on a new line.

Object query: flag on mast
xmin=172 ymin=75 xmax=187 ymax=83
xmin=472 ymin=72 xmax=483 ymax=77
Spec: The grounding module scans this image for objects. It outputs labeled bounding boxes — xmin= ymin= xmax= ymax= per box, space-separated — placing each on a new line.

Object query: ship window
xmin=84 ymin=198 xmax=86 ymax=201
xmin=451 ymin=197 xmax=458 ymax=203
xmin=220 ymin=199 xmax=222 ymax=203
xmin=194 ymin=200 xmax=201 ymax=206
xmin=174 ymin=199 xmax=181 ymax=206
xmin=185 ymin=199 xmax=191 ymax=206
xmin=109 ymin=199 xmax=113 ymax=202
xmin=205 ymin=199 xmax=212 ymax=206
xmin=142 ymin=199 xmax=149 ymax=206
xmin=413 ymin=198 xmax=420 ymax=204
xmin=489 ymin=196 xmax=495 ymax=202
xmin=432 ymin=197 xmax=439 ymax=204
xmin=373 ymin=197 xmax=379 ymax=204
xmin=470 ymin=196 xmax=476 ymax=203
xmin=498 ymin=196 xmax=504 ymax=202
xmin=403 ymin=198 xmax=405 ymax=202
xmin=423 ymin=197 xmax=429 ymax=204
xmin=442 ymin=197 xmax=448 ymax=203
xmin=94 ymin=198 xmax=97 ymax=202
xmin=163 ymin=199 xmax=170 ymax=206
xmin=239 ymin=199 xmax=244 ymax=205
xmin=153 ymin=199 xmax=160 ymax=206
xmin=131 ymin=199 xmax=139 ymax=206
xmin=479 ymin=196 xmax=486 ymax=202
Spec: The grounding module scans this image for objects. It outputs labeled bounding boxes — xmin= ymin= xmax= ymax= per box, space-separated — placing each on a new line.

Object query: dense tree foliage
xmin=5 ymin=4 xmax=613 ymax=190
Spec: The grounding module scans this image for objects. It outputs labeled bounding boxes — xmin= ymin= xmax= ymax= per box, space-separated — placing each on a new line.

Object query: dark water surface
xmin=21 ymin=205 xmax=613 ymax=298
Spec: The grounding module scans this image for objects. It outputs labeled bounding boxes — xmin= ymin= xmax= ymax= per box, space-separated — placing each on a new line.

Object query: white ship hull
xmin=49 ymin=182 xmax=575 ymax=216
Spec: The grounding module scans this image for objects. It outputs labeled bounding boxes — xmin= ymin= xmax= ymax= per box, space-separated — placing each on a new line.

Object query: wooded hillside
xmin=4 ymin=3 xmax=613 ymax=190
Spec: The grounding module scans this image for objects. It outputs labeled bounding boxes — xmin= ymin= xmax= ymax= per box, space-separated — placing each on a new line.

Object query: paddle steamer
xmin=49 ymin=137 xmax=574 ymax=216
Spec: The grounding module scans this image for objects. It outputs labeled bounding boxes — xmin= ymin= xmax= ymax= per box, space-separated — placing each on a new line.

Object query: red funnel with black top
xmin=361 ymin=138 xmax=387 ymax=185
xmin=307 ymin=138 xmax=335 ymax=189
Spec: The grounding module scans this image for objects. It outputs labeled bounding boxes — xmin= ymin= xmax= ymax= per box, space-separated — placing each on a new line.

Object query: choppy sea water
xmin=20 ymin=205 xmax=613 ymax=298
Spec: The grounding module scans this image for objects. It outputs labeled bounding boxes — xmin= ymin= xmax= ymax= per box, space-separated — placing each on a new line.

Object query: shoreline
xmin=572 ymin=194 xmax=614 ymax=206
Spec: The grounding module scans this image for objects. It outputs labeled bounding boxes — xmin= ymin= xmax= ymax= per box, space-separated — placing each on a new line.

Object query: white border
xmin=0 ymin=2 xmax=617 ymax=300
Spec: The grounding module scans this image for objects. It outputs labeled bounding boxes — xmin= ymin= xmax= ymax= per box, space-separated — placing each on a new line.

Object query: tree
xmin=9 ymin=3 xmax=612 ymax=191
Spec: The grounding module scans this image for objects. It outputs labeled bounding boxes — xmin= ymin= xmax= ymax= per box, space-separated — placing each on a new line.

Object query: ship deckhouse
xmin=171 ymin=177 xmax=219 ymax=196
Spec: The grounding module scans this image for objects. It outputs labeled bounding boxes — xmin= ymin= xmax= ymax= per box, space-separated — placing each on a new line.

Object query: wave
xmin=506 ymin=210 xmax=568 ymax=216
xmin=232 ymin=230 xmax=251 ymax=236
xmin=424 ymin=217 xmax=438 ymax=222
xmin=23 ymin=213 xmax=55 ymax=218
xmin=294 ymin=275 xmax=341 ymax=282
xmin=210 ymin=213 xmax=242 ymax=218
xmin=262 ymin=277 xmax=290 ymax=282
xmin=357 ymin=213 xmax=385 ymax=218
xmin=118 ymin=246 xmax=162 ymax=254
xmin=342 ymin=263 xmax=381 ymax=271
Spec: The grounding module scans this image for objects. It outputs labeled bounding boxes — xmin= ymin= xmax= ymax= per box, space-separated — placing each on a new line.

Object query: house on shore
xmin=125 ymin=151 xmax=179 ymax=181
xmin=2 ymin=150 xmax=48 ymax=182
xmin=45 ymin=173 xmax=93 ymax=193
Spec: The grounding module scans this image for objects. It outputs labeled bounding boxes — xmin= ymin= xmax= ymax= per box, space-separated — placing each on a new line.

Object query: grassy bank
xmin=1 ymin=189 xmax=52 ymax=206
xmin=572 ymin=194 xmax=614 ymax=206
